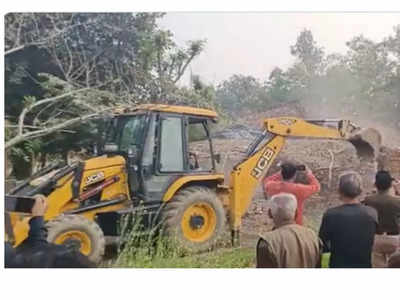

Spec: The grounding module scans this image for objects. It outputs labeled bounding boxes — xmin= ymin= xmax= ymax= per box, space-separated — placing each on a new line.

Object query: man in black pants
xmin=319 ymin=172 xmax=378 ymax=268
xmin=5 ymin=195 xmax=93 ymax=268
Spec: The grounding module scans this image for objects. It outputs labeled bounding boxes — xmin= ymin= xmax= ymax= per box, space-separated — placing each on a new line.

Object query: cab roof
xmin=113 ymin=104 xmax=218 ymax=119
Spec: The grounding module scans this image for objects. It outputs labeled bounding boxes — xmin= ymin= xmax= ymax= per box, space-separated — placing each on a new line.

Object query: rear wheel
xmin=163 ymin=186 xmax=226 ymax=252
xmin=46 ymin=214 xmax=105 ymax=264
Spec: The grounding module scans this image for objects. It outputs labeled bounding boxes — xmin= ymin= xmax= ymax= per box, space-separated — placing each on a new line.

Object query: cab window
xmin=159 ymin=116 xmax=184 ymax=172
xmin=187 ymin=118 xmax=213 ymax=171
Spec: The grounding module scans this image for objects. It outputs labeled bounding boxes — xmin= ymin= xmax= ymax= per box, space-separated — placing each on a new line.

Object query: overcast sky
xmin=159 ymin=13 xmax=400 ymax=86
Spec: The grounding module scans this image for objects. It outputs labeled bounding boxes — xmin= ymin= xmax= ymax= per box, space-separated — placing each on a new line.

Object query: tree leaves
xmin=22 ymin=95 xmax=36 ymax=109
xmin=290 ymin=29 xmax=325 ymax=78
xmin=5 ymin=13 xmax=208 ymax=178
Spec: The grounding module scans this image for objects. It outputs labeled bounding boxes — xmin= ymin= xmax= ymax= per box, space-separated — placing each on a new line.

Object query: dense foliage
xmin=5 ymin=13 xmax=212 ymax=178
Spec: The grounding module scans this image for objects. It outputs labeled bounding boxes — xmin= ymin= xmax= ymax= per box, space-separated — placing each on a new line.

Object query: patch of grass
xmin=109 ymin=213 xmax=255 ymax=268
xmin=113 ymin=246 xmax=254 ymax=268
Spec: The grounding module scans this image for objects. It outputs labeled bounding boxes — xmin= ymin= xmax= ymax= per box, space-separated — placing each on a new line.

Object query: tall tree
xmin=215 ymin=74 xmax=265 ymax=113
xmin=290 ymin=29 xmax=325 ymax=79
xmin=265 ymin=67 xmax=295 ymax=102
xmin=5 ymin=13 xmax=206 ymax=149
xmin=5 ymin=13 xmax=206 ymax=178
xmin=346 ymin=35 xmax=393 ymax=99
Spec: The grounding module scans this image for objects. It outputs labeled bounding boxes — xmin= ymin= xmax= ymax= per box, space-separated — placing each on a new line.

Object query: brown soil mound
xmin=378 ymin=147 xmax=400 ymax=179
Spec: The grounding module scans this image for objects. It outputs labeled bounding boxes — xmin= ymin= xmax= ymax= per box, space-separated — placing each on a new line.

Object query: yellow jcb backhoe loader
xmin=6 ymin=104 xmax=380 ymax=263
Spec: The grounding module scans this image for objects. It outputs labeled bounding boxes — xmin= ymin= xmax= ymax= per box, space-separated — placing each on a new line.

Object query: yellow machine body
xmin=228 ymin=135 xmax=285 ymax=229
xmin=10 ymin=155 xmax=130 ymax=245
xmin=8 ymin=105 xmax=220 ymax=248
xmin=162 ymin=174 xmax=225 ymax=202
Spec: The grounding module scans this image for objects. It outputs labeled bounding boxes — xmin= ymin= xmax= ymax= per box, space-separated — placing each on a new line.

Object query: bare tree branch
xmin=18 ymin=87 xmax=91 ymax=135
xmin=5 ymin=21 xmax=83 ymax=57
xmin=7 ymin=109 xmax=111 ymax=149
xmin=173 ymin=52 xmax=197 ymax=84
xmin=71 ymin=98 xmax=101 ymax=113
xmin=41 ymin=111 xmax=65 ymax=125
xmin=33 ymin=101 xmax=60 ymax=126
xmin=6 ymin=124 xmax=75 ymax=133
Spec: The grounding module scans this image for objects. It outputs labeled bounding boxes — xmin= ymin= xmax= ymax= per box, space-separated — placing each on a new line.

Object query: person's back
xmin=364 ymin=171 xmax=400 ymax=235
xmin=319 ymin=204 xmax=377 ymax=268
xmin=364 ymin=193 xmax=400 ymax=235
xmin=264 ymin=162 xmax=320 ymax=225
xmin=258 ymin=223 xmax=321 ymax=268
xmin=15 ymin=242 xmax=94 ymax=268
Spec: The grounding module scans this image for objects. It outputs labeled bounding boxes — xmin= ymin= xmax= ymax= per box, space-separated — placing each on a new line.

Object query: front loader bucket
xmin=348 ymin=128 xmax=382 ymax=161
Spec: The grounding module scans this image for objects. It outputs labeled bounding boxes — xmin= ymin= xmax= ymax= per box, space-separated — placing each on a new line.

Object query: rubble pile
xmin=269 ymin=139 xmax=375 ymax=197
xmin=378 ymin=146 xmax=400 ymax=179
xmin=211 ymin=124 xmax=260 ymax=140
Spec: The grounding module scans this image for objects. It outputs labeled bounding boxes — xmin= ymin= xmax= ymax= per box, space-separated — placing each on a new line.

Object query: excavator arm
xmin=228 ymin=117 xmax=374 ymax=241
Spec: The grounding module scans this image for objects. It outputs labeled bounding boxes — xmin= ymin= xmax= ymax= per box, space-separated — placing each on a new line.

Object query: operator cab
xmin=102 ymin=105 xmax=219 ymax=204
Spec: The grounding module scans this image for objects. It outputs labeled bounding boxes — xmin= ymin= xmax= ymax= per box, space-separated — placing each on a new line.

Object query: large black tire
xmin=163 ymin=186 xmax=226 ymax=252
xmin=46 ymin=214 xmax=105 ymax=264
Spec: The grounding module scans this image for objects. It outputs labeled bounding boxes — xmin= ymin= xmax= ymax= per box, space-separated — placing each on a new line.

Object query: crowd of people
xmin=258 ymin=162 xmax=400 ymax=268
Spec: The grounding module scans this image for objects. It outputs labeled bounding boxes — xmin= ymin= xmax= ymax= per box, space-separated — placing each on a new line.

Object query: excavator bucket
xmin=348 ymin=128 xmax=382 ymax=161
xmin=305 ymin=119 xmax=382 ymax=161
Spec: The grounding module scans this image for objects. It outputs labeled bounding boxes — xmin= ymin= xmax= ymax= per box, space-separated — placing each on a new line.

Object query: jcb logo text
xmin=251 ymin=148 xmax=275 ymax=179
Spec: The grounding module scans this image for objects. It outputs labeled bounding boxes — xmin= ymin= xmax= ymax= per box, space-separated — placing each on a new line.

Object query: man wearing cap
xmin=363 ymin=170 xmax=400 ymax=267
xmin=263 ymin=162 xmax=320 ymax=225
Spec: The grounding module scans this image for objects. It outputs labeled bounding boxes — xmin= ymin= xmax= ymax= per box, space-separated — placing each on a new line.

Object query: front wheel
xmin=162 ymin=186 xmax=226 ymax=252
